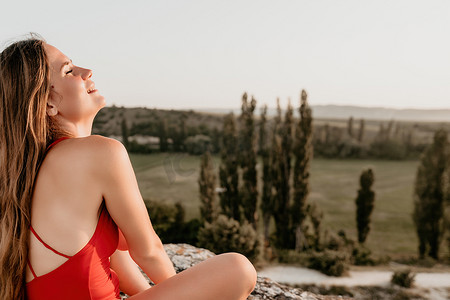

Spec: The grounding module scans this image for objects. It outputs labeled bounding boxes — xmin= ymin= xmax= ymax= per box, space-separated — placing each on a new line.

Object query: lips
xmin=87 ymin=86 xmax=97 ymax=94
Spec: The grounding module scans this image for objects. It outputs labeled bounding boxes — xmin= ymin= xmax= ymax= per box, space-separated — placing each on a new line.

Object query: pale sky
xmin=1 ymin=0 xmax=449 ymax=110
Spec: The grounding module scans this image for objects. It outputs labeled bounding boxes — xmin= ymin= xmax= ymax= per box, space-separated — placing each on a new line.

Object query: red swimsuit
xmin=26 ymin=137 xmax=121 ymax=300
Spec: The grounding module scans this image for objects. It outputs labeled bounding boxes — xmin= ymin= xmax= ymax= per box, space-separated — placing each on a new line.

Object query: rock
xmin=122 ymin=244 xmax=350 ymax=300
xmin=163 ymin=243 xmax=216 ymax=272
xmin=249 ymin=276 xmax=346 ymax=300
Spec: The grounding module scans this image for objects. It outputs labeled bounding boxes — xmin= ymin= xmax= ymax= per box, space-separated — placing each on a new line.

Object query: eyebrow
xmin=60 ymin=59 xmax=73 ymax=71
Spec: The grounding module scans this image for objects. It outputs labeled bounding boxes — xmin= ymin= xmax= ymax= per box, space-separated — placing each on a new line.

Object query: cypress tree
xmin=272 ymin=99 xmax=294 ymax=248
xmin=219 ymin=113 xmax=240 ymax=221
xmin=348 ymin=116 xmax=354 ymax=138
xmin=270 ymin=99 xmax=284 ymax=248
xmin=282 ymin=100 xmax=294 ymax=247
xmin=259 ymin=104 xmax=273 ymax=244
xmin=355 ymin=168 xmax=375 ymax=244
xmin=358 ymin=119 xmax=365 ymax=142
xmin=446 ymin=204 xmax=450 ymax=262
xmin=292 ymin=89 xmax=313 ymax=251
xmin=282 ymin=100 xmax=294 ymax=197
xmin=238 ymin=93 xmax=258 ymax=228
xmin=199 ymin=151 xmax=217 ymax=223
xmin=413 ymin=129 xmax=448 ymax=259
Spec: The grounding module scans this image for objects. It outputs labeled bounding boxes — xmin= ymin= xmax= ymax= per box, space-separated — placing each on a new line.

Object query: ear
xmin=46 ymin=90 xmax=59 ymax=117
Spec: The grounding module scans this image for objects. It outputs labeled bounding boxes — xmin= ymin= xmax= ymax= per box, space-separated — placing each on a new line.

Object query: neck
xmin=56 ymin=117 xmax=94 ymax=138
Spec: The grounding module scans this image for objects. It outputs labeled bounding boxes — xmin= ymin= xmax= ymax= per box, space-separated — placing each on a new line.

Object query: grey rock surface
xmin=123 ymin=243 xmax=350 ymax=300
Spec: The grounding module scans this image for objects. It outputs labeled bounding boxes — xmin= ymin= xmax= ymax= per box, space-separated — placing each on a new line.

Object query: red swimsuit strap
xmin=27 ymin=260 xmax=37 ymax=279
xmin=27 ymin=226 xmax=71 ymax=280
xmin=47 ymin=137 xmax=70 ymax=151
xmin=29 ymin=226 xmax=72 ymax=259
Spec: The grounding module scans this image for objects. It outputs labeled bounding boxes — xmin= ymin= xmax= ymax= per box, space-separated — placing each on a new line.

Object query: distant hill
xmin=192 ymin=105 xmax=450 ymax=122
xmin=94 ymin=105 xmax=450 ymax=157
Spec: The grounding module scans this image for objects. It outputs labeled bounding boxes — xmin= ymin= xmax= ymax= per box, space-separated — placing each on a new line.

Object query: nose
xmin=80 ymin=68 xmax=92 ymax=80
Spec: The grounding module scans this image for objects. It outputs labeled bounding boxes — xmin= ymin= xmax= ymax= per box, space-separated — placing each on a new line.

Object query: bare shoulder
xmin=76 ymin=136 xmax=135 ymax=192
xmin=48 ymin=135 xmax=128 ymax=169
xmin=72 ymin=135 xmax=125 ymax=153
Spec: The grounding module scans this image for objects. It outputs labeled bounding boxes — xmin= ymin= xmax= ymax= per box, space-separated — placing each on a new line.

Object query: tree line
xmin=314 ymin=117 xmax=427 ymax=160
xmin=113 ymin=94 xmax=450 ymax=269
xmin=208 ymin=92 xmax=315 ymax=252
xmin=195 ymin=91 xmax=381 ymax=273
xmin=196 ymin=91 xmax=449 ymax=267
xmin=95 ymin=105 xmax=435 ymax=160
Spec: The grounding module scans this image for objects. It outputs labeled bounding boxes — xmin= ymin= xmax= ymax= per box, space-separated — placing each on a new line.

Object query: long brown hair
xmin=0 ymin=36 xmax=68 ymax=299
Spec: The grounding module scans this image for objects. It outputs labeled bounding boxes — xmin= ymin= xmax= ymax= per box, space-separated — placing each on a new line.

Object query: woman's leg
xmin=128 ymin=252 xmax=257 ymax=300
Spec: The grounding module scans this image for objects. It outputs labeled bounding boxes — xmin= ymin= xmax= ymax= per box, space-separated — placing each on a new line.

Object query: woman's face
xmin=44 ymin=44 xmax=105 ymax=123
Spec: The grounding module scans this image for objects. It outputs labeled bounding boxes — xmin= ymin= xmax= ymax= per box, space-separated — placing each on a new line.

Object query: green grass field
xmin=129 ymin=153 xmax=424 ymax=259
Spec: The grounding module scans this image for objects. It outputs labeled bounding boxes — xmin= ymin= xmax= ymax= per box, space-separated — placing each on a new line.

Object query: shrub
xmin=352 ymin=245 xmax=375 ymax=266
xmin=323 ymin=229 xmax=355 ymax=252
xmin=307 ymin=250 xmax=349 ymax=277
xmin=185 ymin=134 xmax=212 ymax=155
xmin=145 ymin=199 xmax=201 ymax=245
xmin=391 ymin=269 xmax=415 ymax=288
xmin=197 ymin=214 xmax=259 ymax=260
xmin=369 ymin=139 xmax=407 ymax=160
xmin=295 ymin=284 xmax=354 ymax=297
xmin=275 ymin=249 xmax=310 ymax=265
xmin=145 ymin=199 xmax=176 ymax=232
xmin=324 ymin=232 xmax=346 ymax=251
xmin=173 ymin=218 xmax=202 ymax=245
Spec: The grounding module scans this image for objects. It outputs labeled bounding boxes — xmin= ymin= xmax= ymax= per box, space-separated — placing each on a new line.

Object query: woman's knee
xmin=218 ymin=252 xmax=257 ymax=293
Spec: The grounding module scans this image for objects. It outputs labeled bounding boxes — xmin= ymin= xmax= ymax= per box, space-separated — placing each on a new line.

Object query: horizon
xmin=110 ymin=103 xmax=450 ymax=112
xmin=105 ymin=103 xmax=450 ymax=123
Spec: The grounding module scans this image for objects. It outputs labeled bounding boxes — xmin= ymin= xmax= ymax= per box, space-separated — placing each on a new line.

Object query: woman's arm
xmin=110 ymin=249 xmax=149 ymax=295
xmin=92 ymin=136 xmax=176 ymax=284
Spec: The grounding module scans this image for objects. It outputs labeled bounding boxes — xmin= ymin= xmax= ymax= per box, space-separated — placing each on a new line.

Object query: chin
xmin=99 ymin=99 xmax=106 ymax=109
xmin=96 ymin=95 xmax=107 ymax=109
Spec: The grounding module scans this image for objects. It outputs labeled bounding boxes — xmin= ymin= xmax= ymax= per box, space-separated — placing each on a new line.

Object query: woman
xmin=0 ymin=36 xmax=257 ymax=300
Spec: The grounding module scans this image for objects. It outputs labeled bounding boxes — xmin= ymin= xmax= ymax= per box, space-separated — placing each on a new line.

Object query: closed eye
xmin=65 ymin=70 xmax=73 ymax=75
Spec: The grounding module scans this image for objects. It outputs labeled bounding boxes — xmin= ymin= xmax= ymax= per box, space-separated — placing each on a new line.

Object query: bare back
xmin=26 ymin=136 xmax=105 ymax=282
